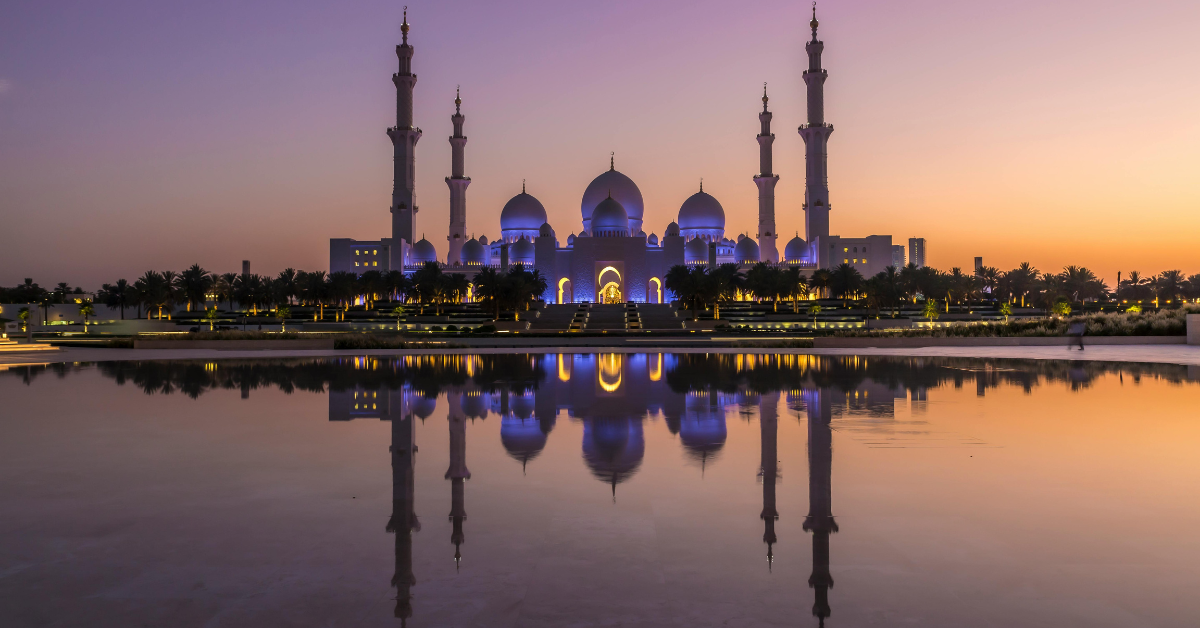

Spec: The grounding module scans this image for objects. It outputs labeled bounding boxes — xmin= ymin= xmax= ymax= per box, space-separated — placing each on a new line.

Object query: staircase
xmin=585 ymin=304 xmax=628 ymax=331
xmin=528 ymin=304 xmax=579 ymax=331
xmin=569 ymin=303 xmax=590 ymax=331
xmin=624 ymin=303 xmax=642 ymax=330
xmin=637 ymin=304 xmax=683 ymax=330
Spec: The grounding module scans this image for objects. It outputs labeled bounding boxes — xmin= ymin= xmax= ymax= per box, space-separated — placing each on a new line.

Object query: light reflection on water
xmin=2 ymin=355 xmax=1200 ymax=627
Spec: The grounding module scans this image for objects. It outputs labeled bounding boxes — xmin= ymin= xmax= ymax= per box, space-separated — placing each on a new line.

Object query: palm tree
xmin=135 ymin=271 xmax=169 ymax=319
xmin=999 ymin=302 xmax=1012 ymax=323
xmin=921 ymin=299 xmax=940 ymax=320
xmin=274 ymin=305 xmax=291 ymax=332
xmin=664 ymin=265 xmax=700 ymax=318
xmin=809 ymin=268 xmax=832 ymax=300
xmin=442 ymin=273 xmax=471 ymax=307
xmin=784 ymin=267 xmax=806 ymax=313
xmin=276 ymin=268 xmax=299 ymax=305
xmin=301 ymin=271 xmax=329 ymax=320
xmin=1009 ymin=262 xmax=1039 ymax=307
xmin=701 ymin=264 xmax=741 ymax=320
xmin=160 ymin=271 xmax=181 ymax=319
xmin=390 ymin=305 xmax=406 ymax=330
xmin=472 ymin=267 xmax=503 ymax=320
xmin=98 ymin=279 xmax=134 ymax=319
xmin=203 ymin=306 xmax=219 ymax=331
xmin=179 ymin=264 xmax=212 ymax=312
xmin=359 ymin=270 xmax=385 ymax=310
xmin=218 ymin=273 xmax=238 ymax=310
xmin=78 ymin=301 xmax=95 ymax=332
xmin=411 ymin=262 xmax=444 ymax=314
xmin=385 ymin=270 xmax=411 ymax=304
xmin=808 ymin=303 xmax=823 ymax=325
xmin=1155 ymin=270 xmax=1185 ymax=305
xmin=829 ymin=263 xmax=864 ymax=307
xmin=881 ymin=266 xmax=902 ymax=316
xmin=743 ymin=263 xmax=775 ymax=308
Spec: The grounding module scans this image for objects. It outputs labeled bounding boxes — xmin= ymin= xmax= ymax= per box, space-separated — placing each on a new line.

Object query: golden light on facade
xmin=558 ymin=354 xmax=571 ymax=382
xmin=649 ymin=353 xmax=662 ymax=382
xmin=598 ymin=353 xmax=623 ymax=393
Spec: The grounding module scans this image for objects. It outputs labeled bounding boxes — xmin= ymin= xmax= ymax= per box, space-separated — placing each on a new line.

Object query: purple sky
xmin=2 ymin=0 xmax=1199 ymax=289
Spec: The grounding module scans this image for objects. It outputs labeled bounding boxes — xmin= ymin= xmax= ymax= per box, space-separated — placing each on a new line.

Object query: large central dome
xmin=677 ymin=190 xmax=725 ymax=242
xmin=581 ymin=163 xmax=644 ymax=235
xmin=500 ymin=191 xmax=548 ymax=243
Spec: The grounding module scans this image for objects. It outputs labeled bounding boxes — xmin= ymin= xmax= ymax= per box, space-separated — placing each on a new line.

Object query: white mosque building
xmin=330 ymin=7 xmax=910 ymax=304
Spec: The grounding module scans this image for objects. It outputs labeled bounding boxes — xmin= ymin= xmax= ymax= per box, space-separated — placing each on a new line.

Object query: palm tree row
xmin=664 ymin=262 xmax=1200 ymax=318
xmin=83 ymin=263 xmax=547 ymax=321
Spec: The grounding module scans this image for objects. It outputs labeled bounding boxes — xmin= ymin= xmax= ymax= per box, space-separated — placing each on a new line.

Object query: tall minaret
xmin=803 ymin=387 xmax=838 ymax=627
xmin=446 ymin=88 xmax=470 ymax=265
xmin=799 ymin=4 xmax=833 ymax=261
xmin=388 ymin=8 xmax=422 ymax=263
xmin=755 ymin=85 xmax=780 ymax=263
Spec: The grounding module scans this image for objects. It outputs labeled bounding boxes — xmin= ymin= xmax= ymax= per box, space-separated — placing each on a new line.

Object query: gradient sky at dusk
xmin=2 ymin=0 xmax=1198 ymax=289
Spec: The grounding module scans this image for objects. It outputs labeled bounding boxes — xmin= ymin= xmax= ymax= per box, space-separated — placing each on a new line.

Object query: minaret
xmin=799 ymin=4 xmax=833 ymax=262
xmin=803 ymin=387 xmax=837 ymax=627
xmin=388 ymin=8 xmax=422 ymax=264
xmin=759 ymin=392 xmax=781 ymax=569
xmin=445 ymin=393 xmax=471 ymax=567
xmin=387 ymin=393 xmax=419 ymax=625
xmin=755 ymin=84 xmax=780 ymax=263
xmin=446 ymin=87 xmax=470 ymax=265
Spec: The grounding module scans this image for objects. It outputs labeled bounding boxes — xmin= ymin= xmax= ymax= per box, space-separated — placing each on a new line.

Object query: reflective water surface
xmin=2 ymin=354 xmax=1200 ymax=627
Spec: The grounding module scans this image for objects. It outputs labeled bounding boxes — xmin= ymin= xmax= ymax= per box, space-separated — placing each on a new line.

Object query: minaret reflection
xmin=759 ymin=392 xmax=781 ymax=570
xmin=803 ymin=388 xmax=837 ymax=626
xmin=446 ymin=390 xmax=470 ymax=568
xmin=386 ymin=393 xmax=420 ymax=625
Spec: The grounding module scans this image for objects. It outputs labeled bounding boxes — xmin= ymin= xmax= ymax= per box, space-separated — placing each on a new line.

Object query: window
xmin=355 ymin=250 xmax=360 ymax=256
xmin=863 ymin=258 xmax=868 ymax=264
xmin=355 ymin=262 xmax=360 ymax=267
xmin=853 ymin=247 xmax=857 ymax=253
xmin=844 ymin=259 xmax=849 ymax=264
xmin=843 ymin=247 xmax=848 ymax=252
xmin=373 ymin=250 xmax=377 ymax=255
xmin=373 ymin=261 xmax=378 ymax=266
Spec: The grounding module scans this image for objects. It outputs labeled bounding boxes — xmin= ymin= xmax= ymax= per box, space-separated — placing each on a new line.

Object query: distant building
xmin=241 ymin=260 xmax=250 ymax=275
xmin=908 ymin=238 xmax=927 ymax=268
xmin=891 ymin=245 xmax=906 ymax=268
xmin=974 ymin=257 xmax=983 ymax=273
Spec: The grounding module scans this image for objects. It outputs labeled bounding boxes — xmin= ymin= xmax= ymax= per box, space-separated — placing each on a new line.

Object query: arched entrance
xmin=648 ymin=277 xmax=662 ymax=304
xmin=600 ymin=282 xmax=622 ymax=304
xmin=596 ymin=266 xmax=623 ymax=303
xmin=557 ymin=277 xmax=573 ymax=303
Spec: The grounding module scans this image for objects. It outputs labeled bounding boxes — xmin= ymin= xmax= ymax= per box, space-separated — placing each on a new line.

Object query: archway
xmin=600 ymin=282 xmax=623 ymax=304
xmin=648 ymin=277 xmax=662 ymax=304
xmin=557 ymin=277 xmax=573 ymax=304
xmin=597 ymin=266 xmax=623 ymax=303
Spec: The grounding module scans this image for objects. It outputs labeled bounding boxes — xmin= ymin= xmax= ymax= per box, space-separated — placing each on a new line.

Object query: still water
xmin=2 ymin=354 xmax=1199 ymax=627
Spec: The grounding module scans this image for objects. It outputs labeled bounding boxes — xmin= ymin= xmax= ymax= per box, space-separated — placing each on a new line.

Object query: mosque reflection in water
xmin=23 ymin=354 xmax=1183 ymax=626
xmin=329 ymin=353 xmax=880 ymax=626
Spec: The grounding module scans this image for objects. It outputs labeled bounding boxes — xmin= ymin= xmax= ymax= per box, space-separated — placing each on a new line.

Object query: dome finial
xmin=762 ymin=82 xmax=769 ymax=112
xmin=610 ymin=152 xmax=615 ymax=171
xmin=401 ymin=6 xmax=409 ymax=43
xmin=522 ymin=179 xmax=526 ymax=194
xmin=699 ymin=178 xmax=703 ymax=193
xmin=454 ymin=85 xmax=461 ymax=113
xmin=810 ymin=2 xmax=819 ymax=40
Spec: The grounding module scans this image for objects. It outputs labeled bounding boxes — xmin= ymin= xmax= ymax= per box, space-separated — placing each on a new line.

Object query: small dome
xmin=784 ymin=234 xmax=808 ymax=262
xmin=591 ymin=196 xmax=630 ymax=237
xmin=501 ymin=417 xmax=549 ymax=466
xmin=500 ymin=192 xmax=548 ymax=239
xmin=685 ymin=237 xmax=709 ymax=264
xmin=411 ymin=394 xmax=437 ymax=420
xmin=411 ymin=237 xmax=437 ymax=264
xmin=734 ymin=237 xmax=760 ymax=263
xmin=510 ymin=236 xmax=535 ymax=265
xmin=567 ymin=234 xmax=576 ymax=246
xmin=677 ymin=191 xmax=725 ymax=232
xmin=478 ymin=235 xmax=489 ymax=246
xmin=539 ymin=222 xmax=554 ymax=238
xmin=647 ymin=233 xmax=659 ymax=246
xmin=461 ymin=238 xmax=488 ymax=266
xmin=665 ymin=222 xmax=680 ymax=237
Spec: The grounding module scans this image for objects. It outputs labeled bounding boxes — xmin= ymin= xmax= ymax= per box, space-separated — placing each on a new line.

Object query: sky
xmin=1 ymin=0 xmax=1198 ymax=290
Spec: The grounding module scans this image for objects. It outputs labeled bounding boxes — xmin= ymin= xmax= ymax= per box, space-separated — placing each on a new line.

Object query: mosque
xmin=330 ymin=7 xmax=908 ymax=304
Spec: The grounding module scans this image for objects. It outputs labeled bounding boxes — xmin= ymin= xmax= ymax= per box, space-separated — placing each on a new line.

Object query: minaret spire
xmin=610 ymin=152 xmax=615 ymax=171
xmin=755 ymin=82 xmax=781 ymax=262
xmin=389 ymin=6 xmax=422 ymax=265
xmin=799 ymin=1 xmax=833 ymax=266
xmin=446 ymin=86 xmax=470 ymax=265
xmin=446 ymin=391 xmax=471 ymax=570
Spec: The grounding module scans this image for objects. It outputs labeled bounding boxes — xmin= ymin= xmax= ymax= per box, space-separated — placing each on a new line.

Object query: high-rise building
xmin=908 ymin=238 xmax=927 ymax=268
xmin=974 ymin=257 xmax=983 ymax=273
xmin=891 ymin=245 xmax=905 ymax=268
